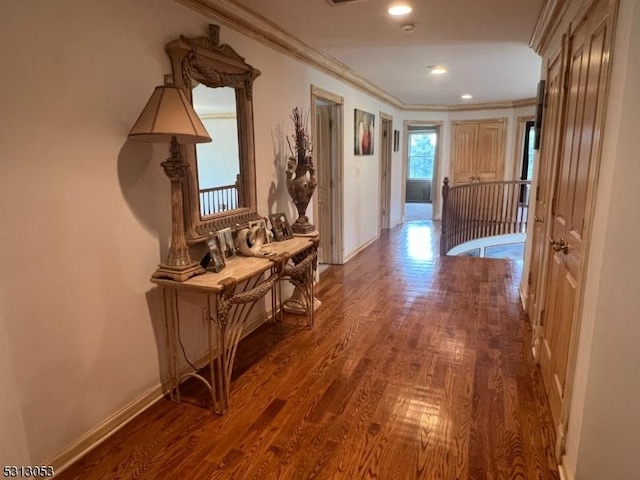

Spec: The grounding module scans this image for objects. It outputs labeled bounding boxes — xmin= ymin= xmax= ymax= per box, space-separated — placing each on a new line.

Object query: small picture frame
xmin=269 ymin=213 xmax=293 ymax=241
xmin=248 ymin=218 xmax=270 ymax=244
xmin=205 ymin=235 xmax=226 ymax=273
xmin=217 ymin=227 xmax=236 ymax=259
xmin=393 ymin=129 xmax=400 ymax=152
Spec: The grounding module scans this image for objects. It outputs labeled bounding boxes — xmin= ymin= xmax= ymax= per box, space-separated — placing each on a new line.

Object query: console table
xmin=151 ymin=236 xmax=318 ymax=414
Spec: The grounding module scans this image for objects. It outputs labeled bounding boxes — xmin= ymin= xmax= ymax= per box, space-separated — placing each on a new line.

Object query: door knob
xmin=548 ymin=236 xmax=570 ymax=254
xmin=534 ymin=215 xmax=544 ymax=222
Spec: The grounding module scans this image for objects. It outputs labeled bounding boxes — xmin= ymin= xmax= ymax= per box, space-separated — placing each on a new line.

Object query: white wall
xmin=237 ymin=37 xmax=405 ymax=254
xmin=0 ymin=0 xmax=203 ymax=465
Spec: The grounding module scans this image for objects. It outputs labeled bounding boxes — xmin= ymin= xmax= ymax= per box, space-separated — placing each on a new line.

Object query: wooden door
xmin=379 ymin=117 xmax=392 ymax=230
xmin=476 ymin=120 xmax=506 ymax=182
xmin=451 ymin=122 xmax=477 ymax=184
xmin=316 ymin=104 xmax=332 ymax=264
xmin=539 ymin=0 xmax=612 ymax=436
xmin=529 ymin=47 xmax=565 ymax=342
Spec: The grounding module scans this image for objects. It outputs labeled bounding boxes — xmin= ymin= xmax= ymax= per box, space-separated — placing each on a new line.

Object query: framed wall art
xmin=354 ymin=109 xmax=375 ymax=155
xmin=393 ymin=129 xmax=400 ymax=152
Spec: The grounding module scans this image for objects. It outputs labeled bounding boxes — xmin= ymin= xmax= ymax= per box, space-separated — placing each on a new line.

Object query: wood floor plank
xmin=57 ymin=222 xmax=559 ymax=480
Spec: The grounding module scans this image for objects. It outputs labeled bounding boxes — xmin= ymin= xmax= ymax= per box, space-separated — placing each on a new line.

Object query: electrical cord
xmin=177 ymin=314 xmax=199 ymax=372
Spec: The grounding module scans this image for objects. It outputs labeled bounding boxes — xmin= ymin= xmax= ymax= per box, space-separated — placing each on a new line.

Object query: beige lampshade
xmin=128 ymin=86 xmax=211 ymax=144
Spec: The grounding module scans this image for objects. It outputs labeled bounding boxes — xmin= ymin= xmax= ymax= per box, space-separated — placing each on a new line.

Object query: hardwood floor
xmin=59 ymin=221 xmax=558 ymax=479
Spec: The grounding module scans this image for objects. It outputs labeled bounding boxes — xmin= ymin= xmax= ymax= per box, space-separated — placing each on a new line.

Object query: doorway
xmin=519 ymin=120 xmax=536 ymax=203
xmin=379 ymin=113 xmax=393 ymax=230
xmin=404 ymin=125 xmax=439 ymax=221
xmin=311 ymin=86 xmax=344 ymax=265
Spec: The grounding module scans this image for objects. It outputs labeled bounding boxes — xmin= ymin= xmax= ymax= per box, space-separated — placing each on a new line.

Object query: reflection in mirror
xmin=192 ymin=85 xmax=240 ymax=216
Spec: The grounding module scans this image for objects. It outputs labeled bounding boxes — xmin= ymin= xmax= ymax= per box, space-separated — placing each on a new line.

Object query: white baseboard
xmin=559 ymin=457 xmax=575 ymax=480
xmin=49 ymin=310 xmax=273 ymax=475
xmin=49 ymin=384 xmax=166 ymax=475
xmin=343 ymin=235 xmax=379 ymax=263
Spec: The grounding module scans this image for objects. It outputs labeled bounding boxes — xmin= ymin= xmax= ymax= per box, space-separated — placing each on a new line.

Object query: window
xmin=408 ymin=131 xmax=436 ymax=179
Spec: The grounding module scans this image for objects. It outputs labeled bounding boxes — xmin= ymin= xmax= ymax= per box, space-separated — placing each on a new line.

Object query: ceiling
xmin=229 ymin=0 xmax=545 ymax=108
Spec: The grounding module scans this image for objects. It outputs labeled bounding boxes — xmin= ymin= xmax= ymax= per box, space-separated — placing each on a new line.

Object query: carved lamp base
xmin=152 ymin=262 xmax=205 ymax=282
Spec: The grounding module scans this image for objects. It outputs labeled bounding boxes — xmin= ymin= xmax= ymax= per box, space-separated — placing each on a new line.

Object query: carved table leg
xmin=163 ymin=257 xmax=287 ymax=414
xmin=281 ymin=239 xmax=321 ymax=327
xmin=209 ymin=257 xmax=287 ymax=414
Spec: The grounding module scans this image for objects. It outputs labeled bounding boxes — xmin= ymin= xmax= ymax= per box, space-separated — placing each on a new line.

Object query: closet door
xmin=451 ymin=122 xmax=477 ymax=184
xmin=451 ymin=119 xmax=506 ymax=184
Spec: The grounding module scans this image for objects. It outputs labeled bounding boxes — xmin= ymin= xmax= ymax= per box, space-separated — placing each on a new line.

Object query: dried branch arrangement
xmin=287 ymin=107 xmax=312 ymax=167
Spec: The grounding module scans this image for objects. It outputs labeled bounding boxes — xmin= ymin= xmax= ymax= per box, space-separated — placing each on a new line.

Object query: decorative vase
xmin=286 ymin=159 xmax=317 ymax=234
xmin=286 ymin=107 xmax=317 ymax=234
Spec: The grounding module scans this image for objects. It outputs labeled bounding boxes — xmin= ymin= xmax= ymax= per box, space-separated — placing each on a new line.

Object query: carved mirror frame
xmin=166 ymin=25 xmax=261 ymax=243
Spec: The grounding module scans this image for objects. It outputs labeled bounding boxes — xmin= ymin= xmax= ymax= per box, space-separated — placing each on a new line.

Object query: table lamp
xmin=129 ymin=85 xmax=211 ymax=281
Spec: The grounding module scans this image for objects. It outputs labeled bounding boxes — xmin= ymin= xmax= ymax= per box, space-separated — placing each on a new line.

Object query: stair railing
xmin=440 ymin=177 xmax=531 ymax=255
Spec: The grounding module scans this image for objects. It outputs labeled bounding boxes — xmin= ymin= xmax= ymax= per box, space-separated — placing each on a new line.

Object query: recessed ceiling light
xmin=461 ymin=94 xmax=473 ymax=100
xmin=429 ymin=66 xmax=447 ymax=75
xmin=388 ymin=4 xmax=412 ymax=16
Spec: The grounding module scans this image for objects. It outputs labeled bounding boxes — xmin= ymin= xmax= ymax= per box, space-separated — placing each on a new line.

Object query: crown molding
xmin=530 ymin=0 xmax=569 ymax=54
xmin=176 ymin=0 xmax=537 ymax=113
xmin=175 ymin=0 xmax=405 ymax=108
xmin=405 ymin=98 xmax=535 ymax=112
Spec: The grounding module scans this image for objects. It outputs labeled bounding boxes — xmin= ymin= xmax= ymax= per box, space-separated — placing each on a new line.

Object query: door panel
xmin=529 ymin=47 xmax=565 ymax=326
xmin=451 ymin=123 xmax=476 ymax=184
xmin=476 ymin=121 xmax=506 ymax=182
xmin=541 ymin=254 xmax=577 ymax=425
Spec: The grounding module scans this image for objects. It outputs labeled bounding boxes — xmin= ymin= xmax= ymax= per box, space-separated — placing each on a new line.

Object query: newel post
xmin=440 ymin=177 xmax=450 ymax=256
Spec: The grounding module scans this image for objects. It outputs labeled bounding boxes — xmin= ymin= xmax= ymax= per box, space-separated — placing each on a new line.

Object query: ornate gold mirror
xmin=166 ymin=25 xmax=261 ymax=243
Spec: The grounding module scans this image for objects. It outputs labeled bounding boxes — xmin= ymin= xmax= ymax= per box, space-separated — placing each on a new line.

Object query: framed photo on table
xmin=217 ymin=227 xmax=236 ymax=259
xmin=248 ymin=218 xmax=270 ymax=244
xmin=269 ymin=213 xmax=293 ymax=241
xmin=205 ymin=235 xmax=226 ymax=272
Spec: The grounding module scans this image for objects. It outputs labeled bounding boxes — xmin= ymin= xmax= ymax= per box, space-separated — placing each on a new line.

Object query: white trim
xmin=558 ymin=457 xmax=575 ymax=480
xmin=49 ymin=384 xmax=166 ymax=475
xmin=343 ymin=235 xmax=378 ymax=262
